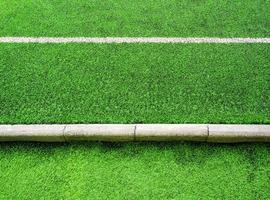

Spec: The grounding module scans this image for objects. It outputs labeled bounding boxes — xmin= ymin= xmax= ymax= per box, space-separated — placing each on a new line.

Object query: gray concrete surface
xmin=0 ymin=124 xmax=269 ymax=142
xmin=135 ymin=124 xmax=208 ymax=141
xmin=208 ymin=124 xmax=270 ymax=142
xmin=0 ymin=125 xmax=66 ymax=142
xmin=64 ymin=124 xmax=135 ymax=141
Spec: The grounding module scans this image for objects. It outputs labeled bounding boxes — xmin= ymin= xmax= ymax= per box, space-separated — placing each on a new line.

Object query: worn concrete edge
xmin=207 ymin=124 xmax=270 ymax=143
xmin=0 ymin=124 xmax=269 ymax=142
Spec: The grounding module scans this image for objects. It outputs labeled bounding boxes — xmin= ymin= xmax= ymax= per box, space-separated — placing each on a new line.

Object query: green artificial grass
xmin=0 ymin=142 xmax=269 ymax=199
xmin=1 ymin=43 xmax=269 ymax=124
xmin=0 ymin=0 xmax=269 ymax=37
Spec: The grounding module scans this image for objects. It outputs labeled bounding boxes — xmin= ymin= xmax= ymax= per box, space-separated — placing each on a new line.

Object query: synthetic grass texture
xmin=0 ymin=43 xmax=269 ymax=124
xmin=0 ymin=0 xmax=269 ymax=37
xmin=0 ymin=142 xmax=270 ymax=199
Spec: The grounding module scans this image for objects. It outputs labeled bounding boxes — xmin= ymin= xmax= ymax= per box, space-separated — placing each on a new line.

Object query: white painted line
xmin=0 ymin=124 xmax=270 ymax=142
xmin=64 ymin=124 xmax=135 ymax=141
xmin=135 ymin=124 xmax=208 ymax=141
xmin=0 ymin=37 xmax=270 ymax=43
xmin=208 ymin=125 xmax=270 ymax=143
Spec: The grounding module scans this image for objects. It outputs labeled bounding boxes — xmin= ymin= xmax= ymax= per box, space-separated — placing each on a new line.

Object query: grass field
xmin=1 ymin=44 xmax=269 ymax=124
xmin=0 ymin=142 xmax=270 ymax=199
xmin=0 ymin=0 xmax=269 ymax=37
xmin=0 ymin=0 xmax=270 ymax=199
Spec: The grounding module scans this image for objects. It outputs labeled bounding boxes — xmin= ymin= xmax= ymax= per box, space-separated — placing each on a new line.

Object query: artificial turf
xmin=0 ymin=0 xmax=269 ymax=37
xmin=1 ymin=1 xmax=270 ymax=198
xmin=0 ymin=43 xmax=269 ymax=124
xmin=0 ymin=142 xmax=269 ymax=199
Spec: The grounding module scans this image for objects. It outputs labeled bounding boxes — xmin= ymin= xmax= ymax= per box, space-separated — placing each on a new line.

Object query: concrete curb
xmin=0 ymin=125 xmax=66 ymax=142
xmin=0 ymin=124 xmax=269 ymax=142
xmin=64 ymin=124 xmax=135 ymax=141
xmin=208 ymin=125 xmax=270 ymax=143
xmin=135 ymin=124 xmax=208 ymax=141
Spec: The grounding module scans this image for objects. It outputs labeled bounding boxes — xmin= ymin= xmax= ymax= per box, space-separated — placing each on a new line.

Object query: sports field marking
xmin=1 ymin=37 xmax=270 ymax=43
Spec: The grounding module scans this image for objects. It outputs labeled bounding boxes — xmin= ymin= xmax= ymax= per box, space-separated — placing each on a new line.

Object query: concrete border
xmin=0 ymin=124 xmax=269 ymax=142
xmin=1 ymin=37 xmax=270 ymax=43
xmin=0 ymin=125 xmax=66 ymax=142
xmin=64 ymin=124 xmax=135 ymax=141
xmin=135 ymin=124 xmax=208 ymax=141
xmin=208 ymin=124 xmax=270 ymax=143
